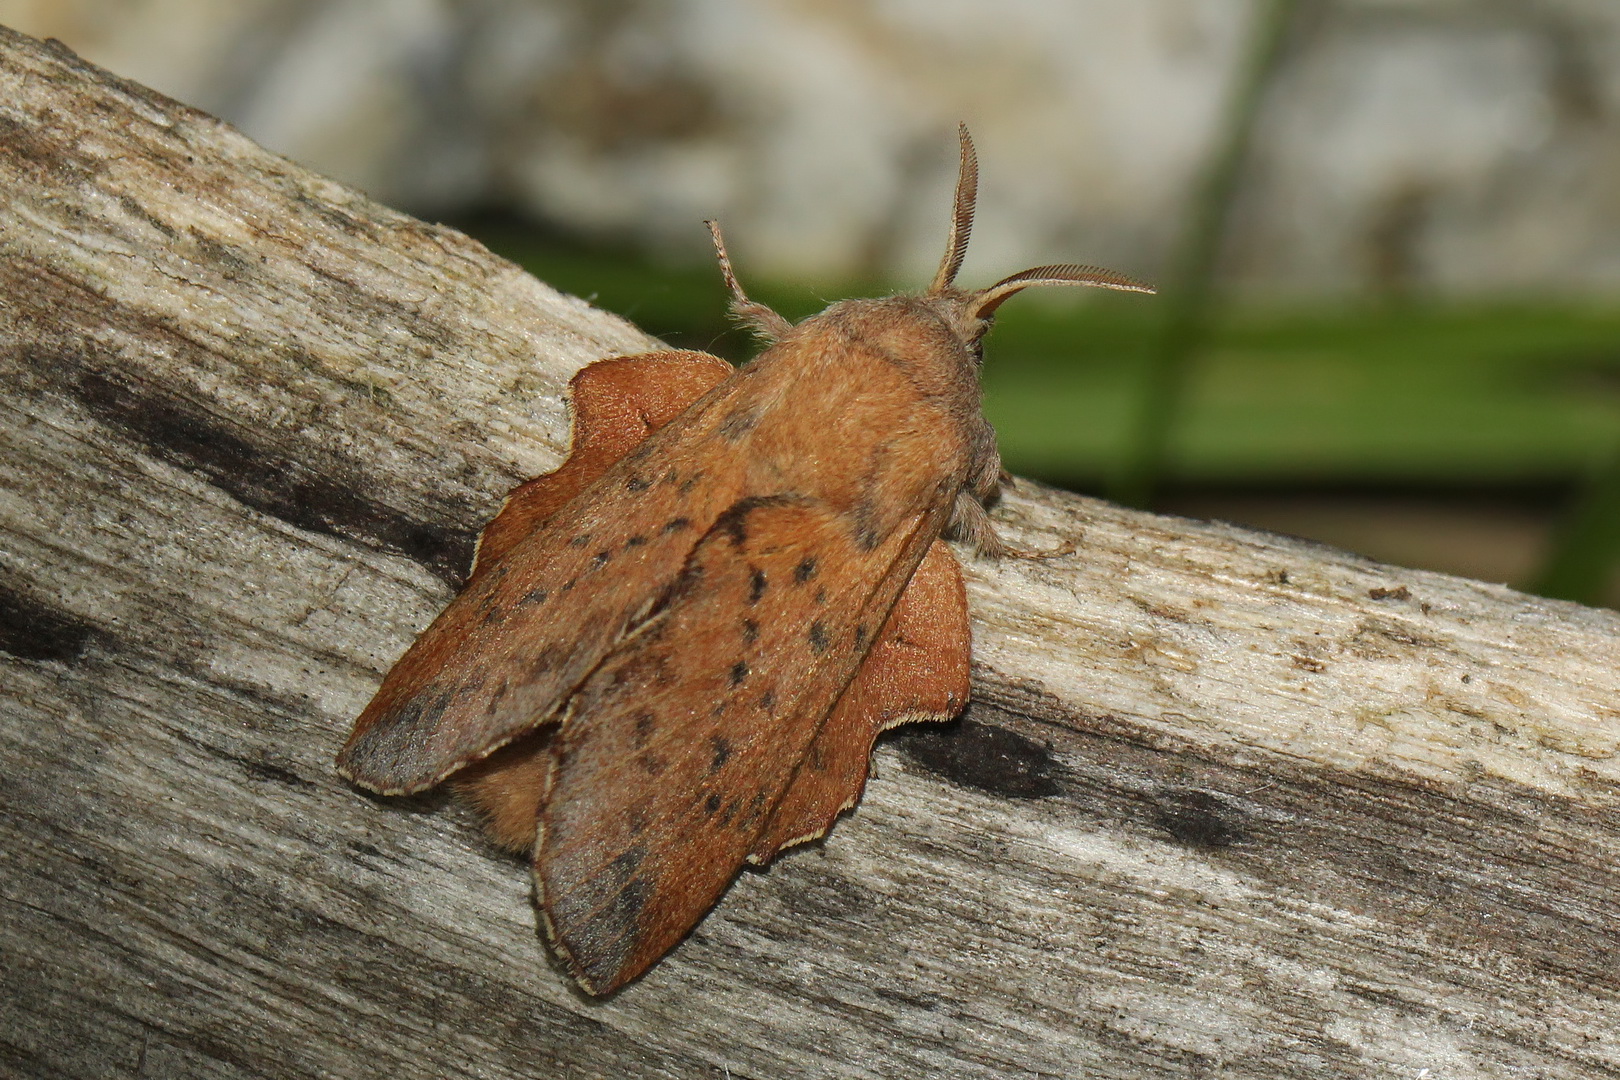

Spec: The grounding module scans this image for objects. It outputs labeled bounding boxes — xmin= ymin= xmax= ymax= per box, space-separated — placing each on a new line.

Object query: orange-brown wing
xmin=458 ymin=541 xmax=969 ymax=857
xmin=444 ymin=350 xmax=734 ymax=848
xmin=472 ymin=350 xmax=733 ymax=578
xmin=748 ymin=538 xmax=968 ymax=863
xmin=536 ymin=495 xmax=946 ymax=995
xmin=337 ymin=350 xmax=738 ymax=796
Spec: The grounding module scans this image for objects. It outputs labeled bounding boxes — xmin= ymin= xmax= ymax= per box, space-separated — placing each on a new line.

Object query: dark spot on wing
xmin=758 ymin=690 xmax=775 ymax=713
xmin=718 ymin=405 xmax=760 ymax=442
xmin=341 ymin=675 xmax=492 ymax=792
xmin=632 ymin=712 xmax=655 ymax=747
xmin=742 ymin=791 xmax=767 ymax=827
xmin=815 ymin=588 xmax=827 ymax=605
xmin=730 ymin=661 xmax=749 ymax=686
xmin=705 ymin=793 xmax=722 ymax=815
xmin=852 ymin=499 xmax=881 ymax=551
xmin=521 ymin=588 xmax=549 ymax=605
xmin=625 ymin=534 xmax=647 ymax=548
xmin=560 ymin=854 xmax=652 ymax=991
xmin=709 ymin=736 xmax=732 ymax=773
xmin=561 ymin=578 xmax=577 ymax=592
xmin=569 ymin=533 xmax=592 ymax=548
xmin=713 ymin=495 xmax=791 ymax=547
xmin=794 ymin=556 xmax=818 ymax=583
xmin=749 ymin=569 xmax=767 ymax=604
xmin=589 ymin=874 xmax=647 ymax=965
xmin=341 ymin=699 xmax=424 ymax=783
xmin=663 ymin=517 xmax=692 ymax=534
xmin=808 ymin=621 xmax=830 ymax=654
xmin=593 ymin=550 xmax=612 ymax=568
xmin=0 ymin=584 xmax=98 ymax=663
xmin=854 ymin=624 xmax=870 ymax=647
xmin=679 ymin=472 xmax=702 ymax=494
xmin=741 ymin=618 xmax=759 ymax=644
xmin=529 ymin=644 xmax=564 ymax=677
xmin=639 ymin=752 xmax=665 ymax=775
xmin=611 ymin=847 xmax=645 ymax=877
xmin=626 ymin=476 xmax=651 ymax=493
xmin=717 ymin=508 xmax=749 ymax=544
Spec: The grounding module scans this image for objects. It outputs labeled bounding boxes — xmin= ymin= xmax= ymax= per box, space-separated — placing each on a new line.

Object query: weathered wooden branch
xmin=3 ymin=26 xmax=1617 ymax=1080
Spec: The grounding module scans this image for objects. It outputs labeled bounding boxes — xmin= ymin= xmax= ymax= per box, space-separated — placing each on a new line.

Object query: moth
xmin=338 ymin=126 xmax=1152 ymax=996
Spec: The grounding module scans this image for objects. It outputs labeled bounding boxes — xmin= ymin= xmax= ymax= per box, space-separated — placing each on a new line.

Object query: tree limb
xmin=2 ymin=26 xmax=1617 ymax=1080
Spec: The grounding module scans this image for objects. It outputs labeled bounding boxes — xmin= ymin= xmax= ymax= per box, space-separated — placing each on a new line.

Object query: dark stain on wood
xmin=240 ymin=758 xmax=318 ymax=791
xmin=898 ymin=717 xmax=1063 ymax=799
xmin=1154 ymin=789 xmax=1248 ymax=847
xmin=0 ymin=583 xmax=97 ymax=662
xmin=68 ymin=368 xmax=474 ymax=584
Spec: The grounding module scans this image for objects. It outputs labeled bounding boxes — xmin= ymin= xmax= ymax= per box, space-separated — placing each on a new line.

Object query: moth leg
xmin=945 ymin=491 xmax=1013 ymax=557
xmin=1006 ymin=536 xmax=1077 ymax=560
xmin=946 ymin=491 xmax=1074 ymax=560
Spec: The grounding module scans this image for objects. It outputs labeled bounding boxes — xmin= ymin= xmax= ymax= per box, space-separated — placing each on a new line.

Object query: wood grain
xmin=2 ymin=25 xmax=1617 ymax=1080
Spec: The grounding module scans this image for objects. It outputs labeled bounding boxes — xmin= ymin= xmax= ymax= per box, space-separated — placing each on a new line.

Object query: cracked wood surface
xmin=2 ymin=25 xmax=1618 ymax=1080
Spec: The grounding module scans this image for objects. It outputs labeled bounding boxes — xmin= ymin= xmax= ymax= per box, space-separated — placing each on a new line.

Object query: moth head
xmin=927 ymin=123 xmax=1154 ymax=359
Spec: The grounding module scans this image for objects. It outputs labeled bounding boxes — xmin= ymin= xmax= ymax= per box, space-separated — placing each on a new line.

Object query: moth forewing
xmin=534 ymin=494 xmax=953 ymax=995
xmin=336 ymin=361 xmax=765 ymax=795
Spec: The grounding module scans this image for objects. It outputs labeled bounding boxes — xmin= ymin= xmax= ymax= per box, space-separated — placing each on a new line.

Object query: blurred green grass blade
xmin=1533 ymin=444 xmax=1620 ymax=604
xmin=984 ymin=301 xmax=1620 ymax=489
xmin=1110 ymin=0 xmax=1304 ymax=508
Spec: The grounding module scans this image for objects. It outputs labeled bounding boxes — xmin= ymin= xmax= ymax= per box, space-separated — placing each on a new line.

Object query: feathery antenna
xmin=928 ymin=123 xmax=979 ymax=295
xmin=972 ymin=262 xmax=1155 ymax=318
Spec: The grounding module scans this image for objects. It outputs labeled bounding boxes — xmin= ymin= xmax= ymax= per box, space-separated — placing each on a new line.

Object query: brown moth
xmin=337 ymin=125 xmax=1152 ymax=996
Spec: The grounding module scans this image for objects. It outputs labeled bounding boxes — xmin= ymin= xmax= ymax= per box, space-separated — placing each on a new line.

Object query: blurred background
xmin=8 ymin=0 xmax=1620 ymax=604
